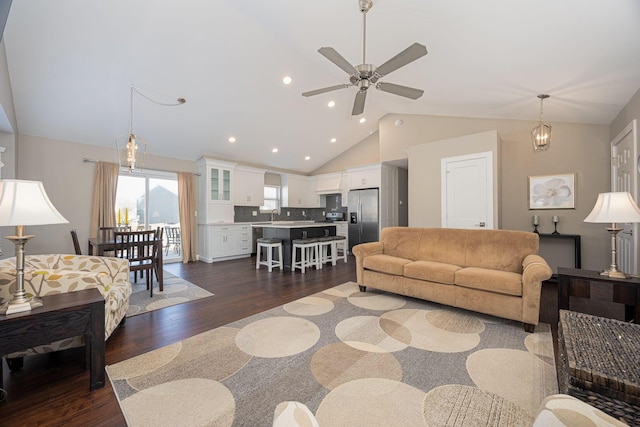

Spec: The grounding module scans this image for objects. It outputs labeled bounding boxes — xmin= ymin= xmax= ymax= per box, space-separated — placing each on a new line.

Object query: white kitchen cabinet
xmin=234 ymin=165 xmax=265 ymax=206
xmin=282 ymin=174 xmax=308 ymax=207
xmin=340 ymin=172 xmax=349 ymax=207
xmin=198 ymin=157 xmax=236 ymax=223
xmin=198 ymin=224 xmax=252 ymax=263
xmin=306 ymin=176 xmax=326 ymax=208
xmin=347 ymin=164 xmax=382 ymax=189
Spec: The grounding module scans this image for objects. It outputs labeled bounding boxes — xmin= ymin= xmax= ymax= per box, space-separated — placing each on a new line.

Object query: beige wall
xmin=324 ymin=113 xmax=611 ymax=271
xmin=13 ymin=134 xmax=198 ymax=256
xmin=407 ymin=130 xmax=501 ymax=228
xmin=311 ymin=131 xmax=379 ymax=175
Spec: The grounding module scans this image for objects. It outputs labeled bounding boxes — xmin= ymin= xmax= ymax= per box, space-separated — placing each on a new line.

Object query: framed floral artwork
xmin=528 ymin=173 xmax=575 ymax=209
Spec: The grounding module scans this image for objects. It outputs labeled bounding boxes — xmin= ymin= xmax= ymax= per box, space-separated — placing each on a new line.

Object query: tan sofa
xmin=352 ymin=227 xmax=552 ymax=331
xmin=0 ymin=254 xmax=131 ymax=359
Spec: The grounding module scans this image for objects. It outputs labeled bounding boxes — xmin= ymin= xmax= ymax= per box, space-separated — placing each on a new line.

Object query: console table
xmin=0 ymin=288 xmax=105 ymax=390
xmin=538 ymin=233 xmax=581 ymax=268
xmin=557 ymin=267 xmax=640 ymax=323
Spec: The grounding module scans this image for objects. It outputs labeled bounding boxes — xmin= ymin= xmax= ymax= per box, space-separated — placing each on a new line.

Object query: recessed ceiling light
xmin=282 ymin=76 xmax=292 ymax=85
xmin=327 ymin=100 xmax=335 ymax=108
xmin=330 ymin=138 xmax=337 ymax=143
xmin=394 ymin=119 xmax=404 ymax=127
xmin=228 ymin=136 xmax=236 ymax=143
xmin=305 ymin=156 xmax=311 ymax=160
xmin=359 ymin=117 xmax=366 ymax=124
xmin=272 ymin=148 xmax=278 ymax=153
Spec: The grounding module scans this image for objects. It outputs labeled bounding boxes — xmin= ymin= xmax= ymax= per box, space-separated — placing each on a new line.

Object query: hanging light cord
xmin=129 ymin=86 xmax=186 ymax=134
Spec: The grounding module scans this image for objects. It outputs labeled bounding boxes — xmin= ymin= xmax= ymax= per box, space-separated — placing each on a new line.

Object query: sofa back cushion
xmin=380 ymin=227 xmax=539 ymax=274
xmin=464 ymin=229 xmax=538 ymax=273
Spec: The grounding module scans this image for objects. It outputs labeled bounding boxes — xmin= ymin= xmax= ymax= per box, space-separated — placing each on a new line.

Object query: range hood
xmin=316 ymin=176 xmax=342 ymax=194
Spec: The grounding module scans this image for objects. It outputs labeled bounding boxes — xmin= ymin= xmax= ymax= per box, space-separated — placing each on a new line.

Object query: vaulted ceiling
xmin=4 ymin=1 xmax=640 ymax=173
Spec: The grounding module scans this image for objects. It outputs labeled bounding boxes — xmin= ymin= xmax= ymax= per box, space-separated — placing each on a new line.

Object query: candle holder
xmin=552 ymin=216 xmax=560 ymax=235
xmin=532 ymin=215 xmax=539 ymax=234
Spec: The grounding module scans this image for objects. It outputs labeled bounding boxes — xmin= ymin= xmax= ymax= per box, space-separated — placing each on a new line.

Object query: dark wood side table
xmin=557 ymin=267 xmax=640 ymax=323
xmin=0 ymin=288 xmax=105 ymax=390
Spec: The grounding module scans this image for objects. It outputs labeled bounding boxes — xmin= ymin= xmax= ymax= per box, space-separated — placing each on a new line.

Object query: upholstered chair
xmin=0 ymin=254 xmax=131 ymax=363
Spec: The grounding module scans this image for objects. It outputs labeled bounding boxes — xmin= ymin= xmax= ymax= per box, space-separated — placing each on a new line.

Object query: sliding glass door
xmin=115 ymin=170 xmax=181 ymax=261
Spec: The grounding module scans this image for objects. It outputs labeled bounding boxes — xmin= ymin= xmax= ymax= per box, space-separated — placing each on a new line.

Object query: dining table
xmin=87 ymin=235 xmax=164 ymax=292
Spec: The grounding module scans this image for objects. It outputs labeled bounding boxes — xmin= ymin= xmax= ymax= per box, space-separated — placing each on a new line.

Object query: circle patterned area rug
xmin=125 ymin=271 xmax=213 ymax=317
xmin=108 ymin=282 xmax=557 ymax=426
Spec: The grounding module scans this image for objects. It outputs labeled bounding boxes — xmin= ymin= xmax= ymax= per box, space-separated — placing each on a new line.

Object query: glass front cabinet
xmin=198 ymin=157 xmax=236 ymax=223
xmin=210 ymin=167 xmax=231 ymax=201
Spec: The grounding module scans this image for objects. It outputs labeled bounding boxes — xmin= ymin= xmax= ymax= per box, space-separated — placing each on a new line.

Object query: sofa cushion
xmin=416 ymin=228 xmax=469 ymax=266
xmin=404 ymin=261 xmax=461 ymax=285
xmin=455 ymin=267 xmax=523 ymax=296
xmin=363 ymin=254 xmax=412 ymax=276
xmin=464 ymin=230 xmax=538 ymax=273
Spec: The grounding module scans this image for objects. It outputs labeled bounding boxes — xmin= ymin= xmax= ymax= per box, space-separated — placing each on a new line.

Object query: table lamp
xmin=584 ymin=191 xmax=640 ymax=279
xmin=0 ymin=180 xmax=69 ymax=314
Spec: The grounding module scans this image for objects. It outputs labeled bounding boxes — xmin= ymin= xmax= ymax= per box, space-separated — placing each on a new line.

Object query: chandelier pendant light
xmin=532 ymin=94 xmax=551 ymax=152
xmin=125 ymin=86 xmax=186 ymax=171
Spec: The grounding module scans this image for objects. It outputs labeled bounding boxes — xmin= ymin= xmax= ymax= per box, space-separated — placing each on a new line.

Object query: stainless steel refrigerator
xmin=348 ymin=188 xmax=379 ymax=251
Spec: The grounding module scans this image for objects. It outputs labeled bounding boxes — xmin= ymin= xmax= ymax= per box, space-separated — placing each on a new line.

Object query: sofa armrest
xmin=522 ymin=254 xmax=552 ymax=284
xmin=521 ymin=254 xmax=552 ymax=325
xmin=352 ymin=242 xmax=384 ymax=285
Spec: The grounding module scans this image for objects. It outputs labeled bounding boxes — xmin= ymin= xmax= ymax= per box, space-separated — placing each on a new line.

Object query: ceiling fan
xmin=302 ymin=0 xmax=428 ymax=116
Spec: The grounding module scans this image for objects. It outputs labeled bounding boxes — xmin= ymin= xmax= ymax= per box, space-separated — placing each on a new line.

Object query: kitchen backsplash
xmin=234 ymin=193 xmax=347 ymax=222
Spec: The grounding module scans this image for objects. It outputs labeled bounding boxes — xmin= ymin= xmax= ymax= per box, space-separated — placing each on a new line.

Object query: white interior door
xmin=611 ymin=120 xmax=639 ymax=276
xmin=441 ymin=152 xmax=494 ymax=229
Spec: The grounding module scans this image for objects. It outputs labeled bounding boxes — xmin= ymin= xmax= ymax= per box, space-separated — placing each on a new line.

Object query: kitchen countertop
xmin=252 ymin=221 xmax=338 ymax=229
xmin=200 ymin=221 xmax=347 ymax=227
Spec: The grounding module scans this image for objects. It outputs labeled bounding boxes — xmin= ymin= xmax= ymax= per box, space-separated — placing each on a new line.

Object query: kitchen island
xmin=255 ymin=222 xmax=337 ymax=270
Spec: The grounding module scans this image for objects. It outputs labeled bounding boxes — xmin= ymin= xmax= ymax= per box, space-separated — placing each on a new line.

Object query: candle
xmin=552 ymin=215 xmax=559 ymax=223
xmin=117 ymin=209 xmax=121 ymax=225
xmin=532 ymin=215 xmax=539 ymax=226
xmin=125 ymin=208 xmax=129 ymax=225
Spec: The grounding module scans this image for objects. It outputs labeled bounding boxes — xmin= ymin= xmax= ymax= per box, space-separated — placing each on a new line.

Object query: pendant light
xmin=125 ymin=86 xmax=186 ymax=171
xmin=531 ymin=94 xmax=551 ymax=152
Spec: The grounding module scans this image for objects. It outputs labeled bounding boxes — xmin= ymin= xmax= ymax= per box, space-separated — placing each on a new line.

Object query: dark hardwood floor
xmin=0 ymin=255 xmax=571 ymax=426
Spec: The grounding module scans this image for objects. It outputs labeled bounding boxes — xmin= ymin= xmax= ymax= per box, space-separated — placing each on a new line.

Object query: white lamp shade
xmin=0 ymin=179 xmax=69 ymax=226
xmin=584 ymin=191 xmax=640 ymax=223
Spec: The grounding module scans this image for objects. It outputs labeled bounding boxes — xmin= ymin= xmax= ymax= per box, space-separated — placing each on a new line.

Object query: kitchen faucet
xmin=271 ymin=209 xmax=278 ymax=222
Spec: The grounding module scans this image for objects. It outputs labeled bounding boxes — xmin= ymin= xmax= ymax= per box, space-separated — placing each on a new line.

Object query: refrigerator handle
xmin=358 ymin=200 xmax=362 ymax=238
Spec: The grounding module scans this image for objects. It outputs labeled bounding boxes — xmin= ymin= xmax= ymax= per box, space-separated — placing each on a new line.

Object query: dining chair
xmin=154 ymin=226 xmax=164 ymax=282
xmin=70 ymin=229 xmax=82 ymax=255
xmin=114 ymin=229 xmax=158 ymax=297
xmin=99 ymin=226 xmax=131 ymax=256
xmin=165 ymin=226 xmax=181 ymax=256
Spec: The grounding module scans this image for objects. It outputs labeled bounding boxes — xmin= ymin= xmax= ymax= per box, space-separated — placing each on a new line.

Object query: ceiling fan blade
xmin=376 ymin=82 xmax=424 ymax=100
xmin=375 ymin=43 xmax=428 ymax=78
xmin=302 ymin=84 xmax=350 ymax=97
xmin=318 ymin=47 xmax=358 ymax=75
xmin=352 ymin=90 xmax=367 ymax=116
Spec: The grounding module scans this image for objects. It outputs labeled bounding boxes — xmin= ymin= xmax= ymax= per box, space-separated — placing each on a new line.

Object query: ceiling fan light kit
xmin=302 ymin=0 xmax=428 ymax=116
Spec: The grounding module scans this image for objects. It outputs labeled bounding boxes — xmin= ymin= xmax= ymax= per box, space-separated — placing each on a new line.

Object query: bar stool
xmin=332 ymin=235 xmax=348 ymax=263
xmin=256 ymin=237 xmax=283 ymax=272
xmin=292 ymin=238 xmax=319 ymax=273
xmin=317 ymin=236 xmax=337 ymax=268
